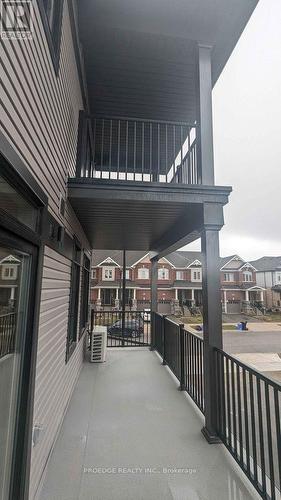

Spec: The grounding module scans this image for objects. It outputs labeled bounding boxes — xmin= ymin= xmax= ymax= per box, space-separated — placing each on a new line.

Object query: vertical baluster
xmin=125 ymin=120 xmax=128 ymax=181
xmin=101 ymin=119 xmax=104 ymax=178
xmin=92 ymin=118 xmax=96 ymax=178
xmin=150 ymin=122 xmax=152 ymax=181
xmin=117 ymin=119 xmax=120 ymax=180
xmin=257 ymin=378 xmax=266 ymax=494
xmin=142 ymin=122 xmax=144 ymax=182
xmin=249 ymin=373 xmax=258 ymax=482
xmin=165 ymin=124 xmax=168 ymax=183
xmin=226 ymin=358 xmax=232 ymax=447
xmin=109 ymin=119 xmax=112 ymax=180
xmin=158 ymin=123 xmax=160 ymax=181
xmin=265 ymin=382 xmax=276 ymax=499
xmin=236 ymin=364 xmax=243 ymax=461
xmin=173 ymin=124 xmax=176 ymax=181
xmin=134 ymin=121 xmax=136 ymax=182
xmin=231 ymin=360 xmax=237 ymax=458
xmin=242 ymin=368 xmax=251 ymax=474
xmin=180 ymin=126 xmax=183 ymax=184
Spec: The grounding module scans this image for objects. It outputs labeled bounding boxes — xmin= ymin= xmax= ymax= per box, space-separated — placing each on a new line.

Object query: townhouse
xmin=251 ymin=256 xmax=281 ymax=309
xmin=91 ymin=251 xmax=266 ymax=314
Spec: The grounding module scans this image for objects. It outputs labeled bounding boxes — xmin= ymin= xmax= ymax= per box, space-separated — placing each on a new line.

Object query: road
xmin=223 ymin=330 xmax=281 ymax=354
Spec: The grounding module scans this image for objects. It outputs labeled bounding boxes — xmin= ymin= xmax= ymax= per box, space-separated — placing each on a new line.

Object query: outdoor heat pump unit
xmin=90 ymin=326 xmax=107 ymax=362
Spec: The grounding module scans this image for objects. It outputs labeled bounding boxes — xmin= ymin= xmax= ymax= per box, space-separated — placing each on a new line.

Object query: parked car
xmin=141 ymin=309 xmax=151 ymax=322
xmin=107 ymin=318 xmax=144 ymax=337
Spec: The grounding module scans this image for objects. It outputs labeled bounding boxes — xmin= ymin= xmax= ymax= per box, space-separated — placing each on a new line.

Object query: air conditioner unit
xmin=90 ymin=326 xmax=107 ymax=363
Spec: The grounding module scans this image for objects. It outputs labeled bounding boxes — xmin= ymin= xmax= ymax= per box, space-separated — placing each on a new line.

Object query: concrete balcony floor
xmin=40 ymin=349 xmax=257 ymax=500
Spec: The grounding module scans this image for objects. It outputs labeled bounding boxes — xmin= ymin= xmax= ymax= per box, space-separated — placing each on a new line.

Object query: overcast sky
xmin=183 ymin=0 xmax=281 ymax=261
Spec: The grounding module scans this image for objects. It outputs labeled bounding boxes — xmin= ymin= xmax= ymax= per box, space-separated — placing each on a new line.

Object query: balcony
xmin=39 ymin=348 xmax=259 ymax=500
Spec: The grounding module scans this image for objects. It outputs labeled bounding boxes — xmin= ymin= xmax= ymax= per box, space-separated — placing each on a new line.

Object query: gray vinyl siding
xmin=30 ymin=246 xmax=86 ymax=499
xmin=0 ymin=2 xmax=91 ymax=499
xmin=0 ymin=0 xmax=83 ymax=234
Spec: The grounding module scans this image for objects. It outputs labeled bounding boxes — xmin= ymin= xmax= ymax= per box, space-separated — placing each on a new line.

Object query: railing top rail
xmin=183 ymin=327 xmax=203 ymax=342
xmin=215 ymin=347 xmax=281 ymax=390
xmin=92 ymin=114 xmax=196 ymax=128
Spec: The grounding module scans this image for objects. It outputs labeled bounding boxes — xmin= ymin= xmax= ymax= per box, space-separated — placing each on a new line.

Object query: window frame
xmin=176 ymin=270 xmax=184 ymax=280
xmin=38 ymin=0 xmax=64 ymax=75
xmin=243 ymin=271 xmax=253 ymax=282
xmin=276 ymin=272 xmax=281 ymax=283
xmin=79 ymin=254 xmax=90 ymax=337
xmin=137 ymin=267 xmax=149 ymax=280
xmin=102 ymin=267 xmax=115 ymax=281
xmin=66 ymin=240 xmax=81 ymax=362
xmin=191 ymin=269 xmax=202 ymax=282
xmin=158 ymin=268 xmax=169 ymax=280
xmin=223 ymin=272 xmax=234 ymax=282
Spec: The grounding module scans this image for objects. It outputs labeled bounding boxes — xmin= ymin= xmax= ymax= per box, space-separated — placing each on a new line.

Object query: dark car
xmin=107 ymin=318 xmax=144 ymax=337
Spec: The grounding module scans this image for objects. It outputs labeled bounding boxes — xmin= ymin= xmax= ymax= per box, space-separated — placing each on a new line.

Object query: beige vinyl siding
xmin=1 ymin=2 xmax=91 ymax=499
xmin=30 ymin=246 xmax=85 ymax=499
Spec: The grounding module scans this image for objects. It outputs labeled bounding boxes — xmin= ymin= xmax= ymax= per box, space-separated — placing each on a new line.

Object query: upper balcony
xmin=67 ymin=0 xmax=257 ymax=254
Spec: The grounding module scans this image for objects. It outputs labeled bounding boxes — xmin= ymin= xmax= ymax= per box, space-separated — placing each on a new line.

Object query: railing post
xmin=179 ymin=323 xmax=185 ymax=391
xmin=162 ymin=315 xmax=167 ymax=365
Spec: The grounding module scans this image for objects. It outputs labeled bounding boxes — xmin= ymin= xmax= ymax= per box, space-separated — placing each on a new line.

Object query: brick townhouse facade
xmin=91 ymin=251 xmax=265 ymax=314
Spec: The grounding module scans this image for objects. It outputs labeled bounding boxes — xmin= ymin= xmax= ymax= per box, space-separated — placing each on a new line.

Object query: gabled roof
xmin=0 ymin=254 xmax=21 ymax=265
xmin=250 ymin=256 xmax=281 ymax=272
xmin=92 ymin=250 xmax=146 ymax=268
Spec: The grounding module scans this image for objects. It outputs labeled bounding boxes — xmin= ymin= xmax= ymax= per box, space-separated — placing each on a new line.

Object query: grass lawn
xmin=263 ymin=313 xmax=281 ymax=323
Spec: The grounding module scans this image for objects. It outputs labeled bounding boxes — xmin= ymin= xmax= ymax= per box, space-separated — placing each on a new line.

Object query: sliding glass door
xmin=0 ymin=238 xmax=37 ymax=500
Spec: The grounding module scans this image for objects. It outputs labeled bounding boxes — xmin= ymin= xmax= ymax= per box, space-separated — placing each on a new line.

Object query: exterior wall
xmin=1 ymin=2 xmax=91 ymax=499
xmin=30 ymin=246 xmax=86 ymax=499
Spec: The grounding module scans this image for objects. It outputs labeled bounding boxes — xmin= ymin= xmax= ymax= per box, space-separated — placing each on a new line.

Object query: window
xmin=158 ymin=268 xmax=169 ymax=280
xmin=2 ymin=265 xmax=17 ymax=280
xmin=176 ymin=271 xmax=184 ymax=280
xmin=66 ymin=242 xmax=81 ymax=362
xmin=91 ymin=269 xmax=97 ymax=280
xmin=191 ymin=269 xmax=202 ymax=282
xmin=138 ymin=268 xmax=149 ymax=280
xmin=224 ymin=273 xmax=234 ymax=282
xmin=276 ymin=272 xmax=281 ymax=283
xmin=243 ymin=271 xmax=253 ymax=282
xmin=80 ymin=255 xmax=90 ymax=335
xmin=102 ymin=267 xmax=115 ymax=281
xmin=39 ymin=0 xmax=63 ymax=73
xmin=126 ymin=269 xmax=130 ymax=280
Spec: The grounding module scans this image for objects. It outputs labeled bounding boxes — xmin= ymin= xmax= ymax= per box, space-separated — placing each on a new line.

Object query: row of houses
xmin=91 ymin=251 xmax=281 ymax=313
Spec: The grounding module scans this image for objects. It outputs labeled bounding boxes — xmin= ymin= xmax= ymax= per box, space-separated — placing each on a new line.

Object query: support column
xmin=196 ymin=44 xmax=215 ymax=186
xmin=121 ymin=250 xmax=126 ymax=345
xmin=150 ymin=258 xmax=158 ymax=350
xmin=191 ymin=288 xmax=195 ymax=304
xmin=260 ymin=290 xmax=264 ymax=302
xmin=245 ymin=289 xmax=249 ymax=302
xmin=201 ymin=227 xmax=222 ymax=443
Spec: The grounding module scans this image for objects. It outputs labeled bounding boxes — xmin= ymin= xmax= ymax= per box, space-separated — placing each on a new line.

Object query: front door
xmin=0 ymin=232 xmax=38 ymax=499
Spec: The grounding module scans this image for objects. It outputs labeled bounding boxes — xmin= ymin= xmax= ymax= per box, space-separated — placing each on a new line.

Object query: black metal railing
xmin=215 ymin=349 xmax=281 ymax=500
xmin=0 ymin=312 xmax=16 ymax=359
xmin=91 ymin=309 xmax=150 ymax=347
xmin=153 ymin=314 xmax=280 ymax=498
xmin=79 ymin=116 xmax=199 ymax=185
xmin=153 ymin=313 xmax=204 ymax=412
